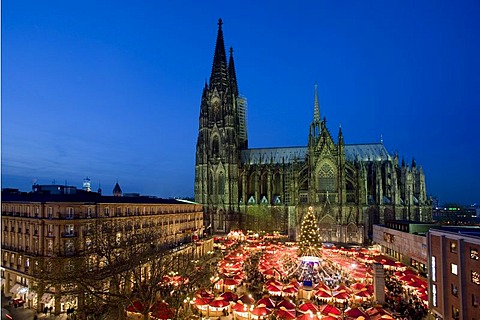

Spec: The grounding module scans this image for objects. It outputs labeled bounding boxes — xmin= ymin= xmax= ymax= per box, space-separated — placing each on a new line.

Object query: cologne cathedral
xmin=195 ymin=20 xmax=431 ymax=244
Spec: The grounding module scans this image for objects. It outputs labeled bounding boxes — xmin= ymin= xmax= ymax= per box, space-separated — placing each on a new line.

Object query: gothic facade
xmin=195 ymin=20 xmax=432 ymax=244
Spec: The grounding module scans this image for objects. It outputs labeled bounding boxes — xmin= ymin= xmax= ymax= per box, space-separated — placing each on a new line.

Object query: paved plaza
xmin=3 ymin=235 xmax=429 ymax=319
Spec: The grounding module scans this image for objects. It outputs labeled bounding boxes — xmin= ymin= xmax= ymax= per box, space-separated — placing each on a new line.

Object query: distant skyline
xmin=2 ymin=1 xmax=479 ymax=205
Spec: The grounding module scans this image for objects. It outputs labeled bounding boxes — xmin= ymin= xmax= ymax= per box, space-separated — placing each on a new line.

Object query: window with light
xmin=451 ymin=263 xmax=458 ymax=275
xmin=450 ymin=241 xmax=457 ymax=253
xmin=472 ymin=271 xmax=480 ymax=285
xmin=471 ymin=247 xmax=479 ymax=260
xmin=431 ymin=256 xmax=436 ymax=282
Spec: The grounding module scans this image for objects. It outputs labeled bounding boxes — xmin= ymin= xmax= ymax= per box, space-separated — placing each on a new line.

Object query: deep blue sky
xmin=2 ymin=1 xmax=479 ymax=205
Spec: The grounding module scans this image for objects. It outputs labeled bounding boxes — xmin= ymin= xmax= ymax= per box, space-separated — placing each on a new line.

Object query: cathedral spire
xmin=210 ymin=18 xmax=229 ymax=92
xmin=313 ymin=83 xmax=320 ymax=122
xmin=228 ymin=47 xmax=238 ymax=97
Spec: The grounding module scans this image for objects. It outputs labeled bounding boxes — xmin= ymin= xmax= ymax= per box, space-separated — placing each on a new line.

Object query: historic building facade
xmin=195 ymin=20 xmax=432 ymax=244
xmin=1 ymin=185 xmax=210 ymax=314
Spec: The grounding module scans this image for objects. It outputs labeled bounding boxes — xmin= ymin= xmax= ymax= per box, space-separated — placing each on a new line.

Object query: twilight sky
xmin=2 ymin=1 xmax=479 ymax=205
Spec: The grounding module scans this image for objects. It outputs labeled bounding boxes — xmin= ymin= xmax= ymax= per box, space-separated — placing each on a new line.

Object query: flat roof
xmin=429 ymin=226 xmax=480 ymax=239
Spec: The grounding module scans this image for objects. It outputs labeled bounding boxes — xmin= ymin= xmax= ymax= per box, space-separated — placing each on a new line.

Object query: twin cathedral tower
xmin=194 ymin=20 xmax=431 ymax=244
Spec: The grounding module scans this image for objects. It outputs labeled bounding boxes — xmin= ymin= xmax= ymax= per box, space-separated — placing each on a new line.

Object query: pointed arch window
xmin=248 ymin=173 xmax=256 ymax=197
xmin=261 ymin=173 xmax=268 ymax=196
xmin=217 ymin=210 xmax=225 ymax=230
xmin=218 ymin=172 xmax=225 ymax=195
xmin=208 ymin=174 xmax=214 ymax=195
xmin=273 ymin=173 xmax=282 ymax=196
xmin=318 ymin=163 xmax=336 ymax=192
xmin=212 ymin=137 xmax=220 ymax=158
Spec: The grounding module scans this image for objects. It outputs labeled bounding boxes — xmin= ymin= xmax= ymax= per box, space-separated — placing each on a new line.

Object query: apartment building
xmin=1 ymin=187 xmax=211 ymax=314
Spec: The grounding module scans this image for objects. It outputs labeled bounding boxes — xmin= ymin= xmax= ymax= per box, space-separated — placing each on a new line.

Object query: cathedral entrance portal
xmin=318 ymin=215 xmax=336 ymax=242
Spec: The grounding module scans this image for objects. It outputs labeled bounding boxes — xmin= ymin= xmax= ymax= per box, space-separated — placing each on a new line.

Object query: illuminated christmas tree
xmin=295 ymin=206 xmax=324 ymax=285
xmin=298 ymin=206 xmax=321 ymax=257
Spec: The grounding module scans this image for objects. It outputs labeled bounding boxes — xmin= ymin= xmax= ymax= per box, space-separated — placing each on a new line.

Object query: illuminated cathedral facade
xmin=194 ymin=20 xmax=431 ymax=244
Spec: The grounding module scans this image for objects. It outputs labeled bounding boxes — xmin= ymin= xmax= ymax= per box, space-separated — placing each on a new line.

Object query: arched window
xmin=273 ymin=173 xmax=282 ymax=195
xmin=212 ymin=137 xmax=220 ymax=158
xmin=217 ymin=210 xmax=224 ymax=230
xmin=248 ymin=173 xmax=256 ymax=196
xmin=218 ymin=172 xmax=225 ymax=195
xmin=318 ymin=163 xmax=336 ymax=192
xmin=261 ymin=173 xmax=268 ymax=196
xmin=208 ymin=174 xmax=214 ymax=194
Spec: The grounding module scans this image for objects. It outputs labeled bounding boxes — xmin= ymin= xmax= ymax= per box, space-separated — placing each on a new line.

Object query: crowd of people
xmin=206 ymin=240 xmax=430 ymax=320
xmin=384 ymin=272 xmax=428 ymax=319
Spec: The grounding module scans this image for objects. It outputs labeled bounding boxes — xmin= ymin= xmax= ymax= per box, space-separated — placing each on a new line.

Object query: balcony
xmin=64 ymin=251 xmax=76 ymax=257
xmin=2 ymin=245 xmax=14 ymax=251
xmin=83 ymin=230 xmax=94 ymax=236
xmin=59 ymin=214 xmax=75 ymax=220
xmin=62 ymin=231 xmax=78 ymax=238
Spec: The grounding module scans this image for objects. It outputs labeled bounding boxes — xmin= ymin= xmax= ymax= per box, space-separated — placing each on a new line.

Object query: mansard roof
xmin=240 ymin=142 xmax=391 ymax=165
xmin=344 ymin=143 xmax=391 ymax=161
xmin=1 ymin=192 xmax=189 ymax=205
xmin=241 ymin=147 xmax=307 ymax=165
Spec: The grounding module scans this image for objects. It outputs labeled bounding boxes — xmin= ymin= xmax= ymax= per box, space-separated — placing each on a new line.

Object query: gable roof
xmin=241 ymin=147 xmax=307 ymax=165
xmin=344 ymin=143 xmax=391 ymax=161
xmin=240 ymin=143 xmax=391 ymax=165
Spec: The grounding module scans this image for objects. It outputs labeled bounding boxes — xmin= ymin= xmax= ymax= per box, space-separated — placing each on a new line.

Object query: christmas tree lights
xmin=298 ymin=206 xmax=321 ymax=257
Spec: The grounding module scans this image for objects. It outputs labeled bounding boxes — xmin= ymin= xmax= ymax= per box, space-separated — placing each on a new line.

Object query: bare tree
xmin=34 ymin=219 xmax=212 ymax=320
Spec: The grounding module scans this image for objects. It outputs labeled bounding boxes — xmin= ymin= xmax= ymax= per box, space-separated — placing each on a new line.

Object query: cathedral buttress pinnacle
xmin=314 ymin=83 xmax=320 ymax=122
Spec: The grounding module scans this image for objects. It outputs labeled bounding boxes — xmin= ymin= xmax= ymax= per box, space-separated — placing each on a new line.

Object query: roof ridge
xmin=244 ymin=146 xmax=307 ymax=151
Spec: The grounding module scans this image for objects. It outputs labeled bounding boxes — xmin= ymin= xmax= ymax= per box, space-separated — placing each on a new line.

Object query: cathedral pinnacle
xmin=313 ymin=83 xmax=320 ymax=123
xmin=228 ymin=46 xmax=238 ymax=97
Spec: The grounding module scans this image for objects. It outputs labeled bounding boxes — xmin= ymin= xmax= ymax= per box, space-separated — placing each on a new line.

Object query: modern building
xmin=432 ymin=204 xmax=479 ymax=225
xmin=1 ymin=184 xmax=211 ymax=315
xmin=428 ymin=227 xmax=480 ymax=320
xmin=372 ymin=221 xmax=439 ymax=274
xmin=194 ymin=19 xmax=432 ymax=244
